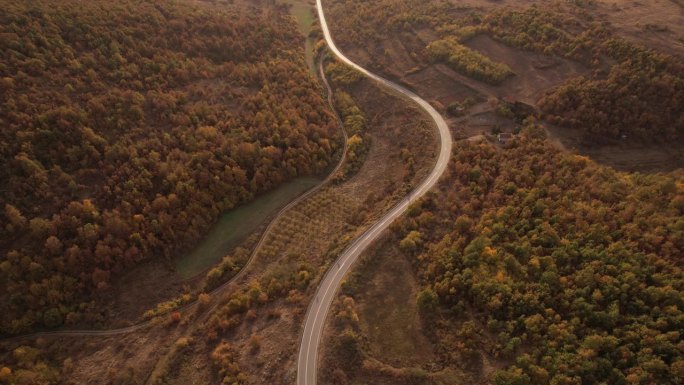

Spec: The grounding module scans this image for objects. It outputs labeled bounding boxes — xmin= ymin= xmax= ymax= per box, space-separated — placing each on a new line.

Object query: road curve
xmin=296 ymin=1 xmax=453 ymax=385
xmin=1 ymin=56 xmax=348 ymax=345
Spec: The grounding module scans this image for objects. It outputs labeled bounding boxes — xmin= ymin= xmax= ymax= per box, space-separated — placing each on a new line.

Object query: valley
xmin=0 ymin=1 xmax=682 ymax=385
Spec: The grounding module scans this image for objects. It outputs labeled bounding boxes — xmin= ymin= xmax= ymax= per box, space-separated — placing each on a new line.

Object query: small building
xmin=497 ymin=132 xmax=514 ymax=145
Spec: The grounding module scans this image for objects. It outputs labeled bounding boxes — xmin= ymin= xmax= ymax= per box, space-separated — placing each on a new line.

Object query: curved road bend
xmin=1 ymin=56 xmax=348 ymax=345
xmin=297 ymin=1 xmax=453 ymax=384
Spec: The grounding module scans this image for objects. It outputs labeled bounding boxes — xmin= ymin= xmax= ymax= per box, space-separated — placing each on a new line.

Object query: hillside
xmin=324 ymin=128 xmax=684 ymax=385
xmin=0 ymin=0 xmax=340 ymax=334
xmin=318 ymin=1 xmax=684 ymax=384
xmin=325 ymin=0 xmax=684 ymax=168
xmin=0 ymin=0 xmax=682 ymax=384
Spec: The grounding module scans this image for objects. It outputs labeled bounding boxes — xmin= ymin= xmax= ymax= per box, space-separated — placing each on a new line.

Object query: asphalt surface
xmin=296 ymin=1 xmax=453 ymax=384
xmin=1 ymin=56 xmax=349 ymax=345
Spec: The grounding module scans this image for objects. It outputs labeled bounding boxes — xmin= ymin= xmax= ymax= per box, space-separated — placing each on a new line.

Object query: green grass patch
xmin=281 ymin=0 xmax=316 ymax=73
xmin=174 ymin=177 xmax=320 ymax=278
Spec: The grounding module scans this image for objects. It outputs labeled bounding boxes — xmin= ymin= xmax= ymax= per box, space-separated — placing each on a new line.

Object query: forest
xmin=324 ymin=60 xmax=370 ymax=178
xmin=539 ymin=39 xmax=684 ymax=142
xmin=326 ymin=0 xmax=684 ymax=142
xmin=0 ymin=0 xmax=340 ymax=333
xmin=385 ymin=126 xmax=684 ymax=384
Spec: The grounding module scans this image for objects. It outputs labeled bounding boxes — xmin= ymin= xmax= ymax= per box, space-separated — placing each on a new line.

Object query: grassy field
xmin=174 ymin=177 xmax=321 ymax=278
xmin=281 ymin=0 xmax=316 ymax=73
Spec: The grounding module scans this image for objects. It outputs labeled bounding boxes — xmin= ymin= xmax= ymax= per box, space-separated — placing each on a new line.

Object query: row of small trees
xmin=0 ymin=0 xmax=340 ymax=333
xmin=426 ymin=37 xmax=513 ymax=84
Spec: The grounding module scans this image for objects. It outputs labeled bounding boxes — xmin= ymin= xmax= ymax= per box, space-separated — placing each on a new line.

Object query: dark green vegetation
xmin=389 ymin=128 xmax=684 ymax=385
xmin=0 ymin=0 xmax=339 ymax=333
xmin=175 ymin=176 xmax=319 ymax=278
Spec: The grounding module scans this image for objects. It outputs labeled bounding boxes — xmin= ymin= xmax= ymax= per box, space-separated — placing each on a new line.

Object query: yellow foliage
xmin=0 ymin=367 xmax=11 ymax=382
xmin=483 ymin=246 xmax=497 ymax=259
xmin=175 ymin=337 xmax=191 ymax=348
xmin=197 ymin=125 xmax=218 ymax=139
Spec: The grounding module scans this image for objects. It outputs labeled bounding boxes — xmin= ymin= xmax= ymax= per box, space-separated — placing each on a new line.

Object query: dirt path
xmin=0 ymin=56 xmax=350 ymax=346
xmin=296 ymin=1 xmax=453 ymax=384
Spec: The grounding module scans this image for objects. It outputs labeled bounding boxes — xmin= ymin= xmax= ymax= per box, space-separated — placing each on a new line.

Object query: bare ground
xmin=317 ymin=0 xmax=684 ymax=383
xmin=464 ymin=35 xmax=589 ymax=105
xmin=595 ymin=0 xmax=684 ymax=57
xmin=334 ymin=0 xmax=684 ymax=172
xmin=216 ymin=77 xmax=438 ymax=385
xmin=5 ymin=70 xmax=439 ymax=385
xmin=319 ymin=237 xmax=437 ymax=385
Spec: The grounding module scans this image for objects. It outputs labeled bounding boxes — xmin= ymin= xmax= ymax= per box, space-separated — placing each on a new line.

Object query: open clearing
xmin=338 ymin=239 xmax=434 ymax=368
xmin=175 ymin=176 xmax=320 ymax=278
xmin=18 ymin=66 xmax=439 ymax=385
xmin=331 ymin=0 xmax=684 ymax=172
xmin=281 ymin=0 xmax=317 ymax=72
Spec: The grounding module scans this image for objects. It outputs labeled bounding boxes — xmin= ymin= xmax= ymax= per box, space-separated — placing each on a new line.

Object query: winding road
xmin=296 ymin=1 xmax=453 ymax=384
xmin=1 ymin=56 xmax=348 ymax=345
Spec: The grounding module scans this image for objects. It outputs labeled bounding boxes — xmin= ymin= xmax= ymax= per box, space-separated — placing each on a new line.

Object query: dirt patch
xmin=403 ymin=65 xmax=483 ymax=109
xmin=454 ymin=106 xmax=518 ymax=140
xmin=464 ymin=34 xmax=589 ymax=105
xmin=546 ymin=124 xmax=684 ymax=172
xmin=56 ymin=324 xmax=181 ymax=385
xmin=450 ymin=0 xmax=684 ymax=58
xmin=596 ymin=0 xmax=684 ymax=57
xmin=356 ymin=242 xmax=434 ymax=367
xmin=101 ymin=260 xmax=187 ymax=327
xmin=381 ymin=36 xmax=424 ymax=75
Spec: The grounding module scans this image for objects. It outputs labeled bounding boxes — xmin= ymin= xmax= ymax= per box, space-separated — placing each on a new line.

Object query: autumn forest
xmin=0 ymin=0 xmax=683 ymax=384
xmin=0 ymin=0 xmax=339 ymax=333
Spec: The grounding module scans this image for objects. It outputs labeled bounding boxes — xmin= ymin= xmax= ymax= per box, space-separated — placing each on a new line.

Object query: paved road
xmin=296 ymin=1 xmax=453 ymax=384
xmin=1 ymin=56 xmax=348 ymax=345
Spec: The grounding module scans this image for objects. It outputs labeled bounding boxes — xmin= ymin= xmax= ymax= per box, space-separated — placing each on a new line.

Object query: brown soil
xmin=57 ymin=322 xmax=184 ymax=385
xmin=546 ymin=124 xmax=684 ymax=173
xmin=595 ymin=0 xmax=684 ymax=57
xmin=357 ymin=242 xmax=433 ymax=367
xmin=334 ymin=1 xmax=683 ymax=172
xmin=319 ymin=236 xmax=437 ymax=385
xmin=444 ymin=0 xmax=684 ymax=58
xmin=403 ymin=65 xmax=483 ymax=109
xmin=464 ymin=35 xmax=589 ymax=105
xmin=95 ymin=261 xmax=187 ymax=327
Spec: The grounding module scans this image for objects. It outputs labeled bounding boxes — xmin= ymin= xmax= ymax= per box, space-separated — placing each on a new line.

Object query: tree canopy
xmin=393 ymin=129 xmax=683 ymax=384
xmin=0 ymin=0 xmax=339 ymax=333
